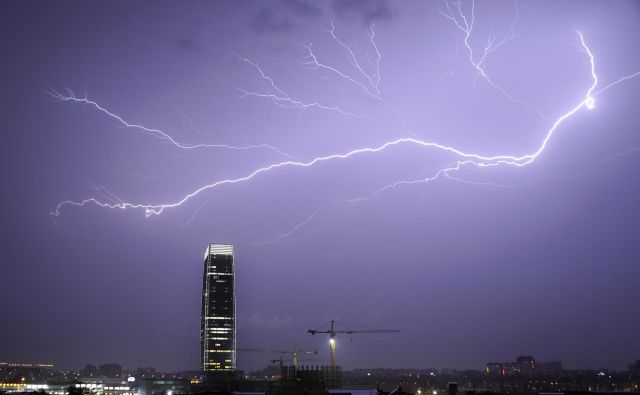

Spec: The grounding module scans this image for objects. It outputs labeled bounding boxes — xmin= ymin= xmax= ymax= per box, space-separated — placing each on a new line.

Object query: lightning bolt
xmin=338 ymin=30 xmax=600 ymax=203
xmin=253 ymin=207 xmax=323 ymax=247
xmin=444 ymin=173 xmax=523 ymax=190
xmin=299 ymin=22 xmax=417 ymax=136
xmin=232 ymin=54 xmax=366 ymax=119
xmin=51 ymin=26 xmax=640 ymax=229
xmin=47 ymin=88 xmax=294 ymax=159
xmin=300 ymin=42 xmax=380 ymax=101
xmin=600 ymin=146 xmax=640 ymax=164
xmin=593 ymin=70 xmax=640 ymax=97
xmin=443 ymin=173 xmax=579 ymax=191
xmin=440 ymin=0 xmax=548 ymax=119
xmin=327 ymin=20 xmax=381 ymax=97
xmin=340 ymin=162 xmax=468 ymax=204
xmin=367 ymin=23 xmax=383 ymax=91
xmin=177 ymin=201 xmax=209 ymax=228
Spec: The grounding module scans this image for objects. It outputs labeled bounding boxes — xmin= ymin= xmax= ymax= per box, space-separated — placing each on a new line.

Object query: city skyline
xmin=1 ymin=0 xmax=640 ymax=374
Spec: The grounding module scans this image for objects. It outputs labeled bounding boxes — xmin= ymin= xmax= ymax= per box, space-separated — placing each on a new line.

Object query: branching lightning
xmin=600 ymin=146 xmax=640 ymax=164
xmin=340 ymin=30 xmax=599 ymax=203
xmin=233 ymin=54 xmax=366 ymax=119
xmin=440 ymin=0 xmax=548 ymax=119
xmin=299 ymin=22 xmax=416 ymax=136
xmin=51 ymin=9 xmax=640 ymax=240
xmin=327 ymin=20 xmax=381 ymax=97
xmin=443 ymin=172 xmax=522 ymax=190
xmin=177 ymin=200 xmax=209 ymax=228
xmin=47 ymin=88 xmax=294 ymax=159
xmin=593 ymin=70 xmax=640 ymax=97
xmin=253 ymin=207 xmax=323 ymax=247
xmin=443 ymin=173 xmax=579 ymax=190
xmin=341 ymin=162 xmax=469 ymax=204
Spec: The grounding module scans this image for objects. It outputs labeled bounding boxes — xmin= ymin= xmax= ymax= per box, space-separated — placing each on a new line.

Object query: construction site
xmin=232 ymin=320 xmax=400 ymax=394
xmin=199 ymin=244 xmax=400 ymax=394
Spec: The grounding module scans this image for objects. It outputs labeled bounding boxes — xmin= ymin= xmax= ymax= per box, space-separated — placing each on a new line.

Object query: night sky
xmin=2 ymin=0 xmax=640 ymax=373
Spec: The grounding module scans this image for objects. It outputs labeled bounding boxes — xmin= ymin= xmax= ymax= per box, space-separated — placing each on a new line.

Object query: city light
xmin=3 ymin=3 xmax=640 ymax=395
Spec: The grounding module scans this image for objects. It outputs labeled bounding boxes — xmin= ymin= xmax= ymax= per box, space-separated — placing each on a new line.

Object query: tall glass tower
xmin=201 ymin=243 xmax=236 ymax=377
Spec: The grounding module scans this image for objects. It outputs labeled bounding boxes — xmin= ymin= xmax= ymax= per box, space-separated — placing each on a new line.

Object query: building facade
xmin=485 ymin=362 xmax=503 ymax=376
xmin=201 ymin=243 xmax=236 ymax=376
xmin=516 ymin=355 xmax=536 ymax=375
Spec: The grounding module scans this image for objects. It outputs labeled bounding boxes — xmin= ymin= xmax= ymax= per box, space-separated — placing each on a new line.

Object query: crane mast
xmin=308 ymin=320 xmax=399 ymax=388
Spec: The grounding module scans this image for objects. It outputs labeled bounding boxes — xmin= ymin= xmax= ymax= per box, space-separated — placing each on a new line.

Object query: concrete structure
xmin=279 ymin=365 xmax=341 ymax=393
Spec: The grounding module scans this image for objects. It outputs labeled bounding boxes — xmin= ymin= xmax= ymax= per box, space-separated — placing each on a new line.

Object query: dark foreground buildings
xmin=200 ymin=243 xmax=236 ymax=384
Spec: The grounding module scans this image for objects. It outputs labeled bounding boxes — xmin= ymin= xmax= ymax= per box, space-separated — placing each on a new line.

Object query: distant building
xmin=81 ymin=364 xmax=100 ymax=379
xmin=99 ymin=363 xmax=122 ymax=379
xmin=137 ymin=378 xmax=188 ymax=395
xmin=201 ymin=243 xmax=236 ymax=379
xmin=516 ymin=356 xmax=536 ymax=375
xmin=134 ymin=367 xmax=157 ymax=379
xmin=501 ymin=362 xmax=519 ymax=376
xmin=630 ymin=360 xmax=640 ymax=376
xmin=485 ymin=362 xmax=502 ymax=376
xmin=0 ymin=362 xmax=53 ymax=369
xmin=447 ymin=382 xmax=458 ymax=395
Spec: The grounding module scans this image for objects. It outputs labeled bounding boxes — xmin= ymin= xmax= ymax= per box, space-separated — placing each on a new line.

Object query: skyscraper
xmin=201 ymin=243 xmax=236 ymax=378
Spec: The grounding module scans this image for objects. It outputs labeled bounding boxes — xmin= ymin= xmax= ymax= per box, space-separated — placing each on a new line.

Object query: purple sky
xmin=2 ymin=0 xmax=640 ymax=373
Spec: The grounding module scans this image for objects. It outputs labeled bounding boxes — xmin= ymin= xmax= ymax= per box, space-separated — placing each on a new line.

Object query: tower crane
xmin=308 ymin=320 xmax=399 ymax=386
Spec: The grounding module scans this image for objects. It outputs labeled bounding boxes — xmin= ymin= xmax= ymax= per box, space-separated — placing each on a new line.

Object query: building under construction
xmin=263 ymin=364 xmax=342 ymax=395
xmin=281 ymin=364 xmax=342 ymax=389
